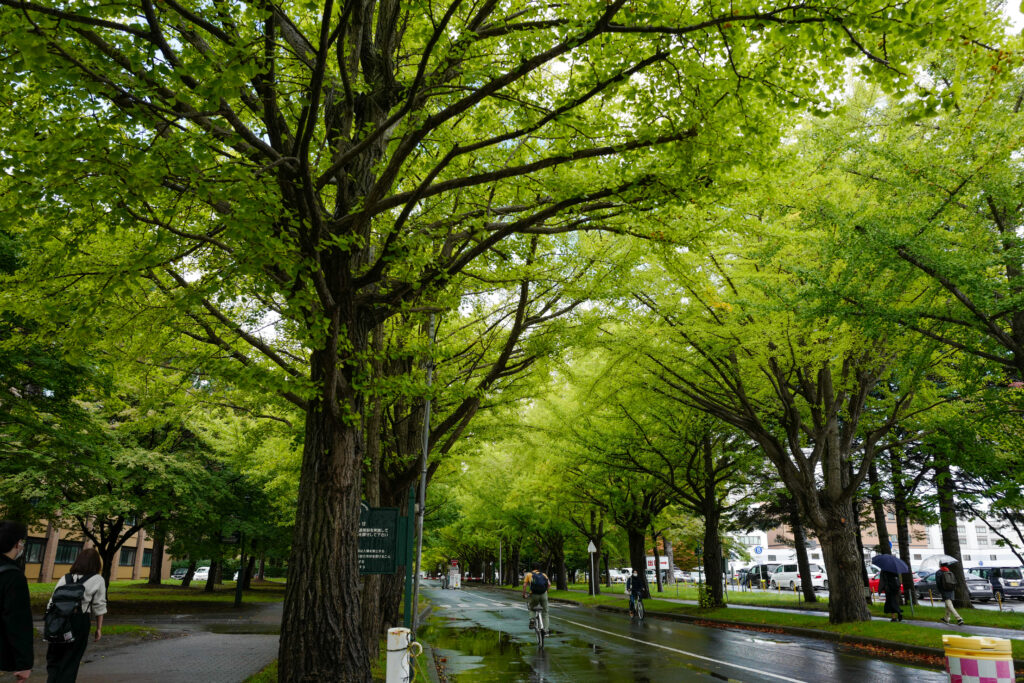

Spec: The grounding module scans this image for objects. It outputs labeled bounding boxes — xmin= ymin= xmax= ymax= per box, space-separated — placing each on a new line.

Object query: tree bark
xmin=243 ymin=555 xmax=257 ymax=590
xmin=650 ymin=528 xmax=663 ymax=593
xmin=868 ymin=462 xmax=891 ymax=553
xmin=257 ymin=556 xmax=266 ymax=581
xmin=664 ymin=538 xmax=675 ymax=585
xmin=702 ymin=510 xmax=725 ymax=607
xmin=627 ymin=528 xmax=650 ymax=596
xmin=935 ymin=462 xmax=973 ymax=609
xmin=278 ymin=371 xmax=370 ymax=683
xmin=181 ymin=560 xmax=197 ymax=588
xmin=890 ymin=450 xmax=916 ymax=604
xmin=789 ymin=500 xmax=817 ymax=602
xmin=815 ymin=498 xmax=871 ymax=623
xmin=204 ymin=561 xmax=218 ymax=593
xmin=148 ymin=528 xmax=165 ymax=585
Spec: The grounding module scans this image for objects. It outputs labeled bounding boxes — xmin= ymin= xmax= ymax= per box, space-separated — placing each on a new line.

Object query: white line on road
xmin=468 ymin=591 xmax=808 ymax=683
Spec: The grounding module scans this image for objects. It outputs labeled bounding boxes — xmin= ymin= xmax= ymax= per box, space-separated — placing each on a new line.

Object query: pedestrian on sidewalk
xmin=989 ymin=569 xmax=1004 ymax=603
xmin=937 ymin=562 xmax=964 ymax=626
xmin=880 ymin=570 xmax=903 ymax=622
xmin=45 ymin=548 xmax=107 ymax=683
xmin=0 ymin=521 xmax=33 ymax=682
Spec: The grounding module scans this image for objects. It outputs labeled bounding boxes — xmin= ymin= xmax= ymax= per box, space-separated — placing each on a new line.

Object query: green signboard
xmin=359 ymin=504 xmax=400 ymax=575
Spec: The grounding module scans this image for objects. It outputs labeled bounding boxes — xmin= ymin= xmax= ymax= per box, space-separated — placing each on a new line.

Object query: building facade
xmin=23 ymin=520 xmax=171 ymax=583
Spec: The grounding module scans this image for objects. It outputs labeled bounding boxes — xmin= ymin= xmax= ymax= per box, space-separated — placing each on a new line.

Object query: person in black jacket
xmin=0 ymin=521 xmax=33 ymax=681
xmin=880 ymin=570 xmax=903 ymax=622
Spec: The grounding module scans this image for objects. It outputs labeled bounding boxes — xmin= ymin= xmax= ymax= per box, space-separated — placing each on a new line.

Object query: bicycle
xmin=529 ymin=603 xmax=546 ymax=648
xmin=629 ymin=592 xmax=645 ymax=620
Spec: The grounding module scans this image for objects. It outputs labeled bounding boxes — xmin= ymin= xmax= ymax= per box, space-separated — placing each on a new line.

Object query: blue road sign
xmin=754 ymin=546 xmax=763 ymax=555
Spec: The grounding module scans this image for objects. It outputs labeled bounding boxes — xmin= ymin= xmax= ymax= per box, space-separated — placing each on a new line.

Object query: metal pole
xmin=498 ymin=538 xmax=502 ymax=586
xmin=411 ymin=313 xmax=435 ymax=639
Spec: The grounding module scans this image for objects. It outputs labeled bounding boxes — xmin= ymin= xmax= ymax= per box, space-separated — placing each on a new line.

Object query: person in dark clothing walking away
xmin=989 ymin=568 xmax=1004 ymax=603
xmin=880 ymin=570 xmax=903 ymax=622
xmin=937 ymin=562 xmax=964 ymax=625
xmin=45 ymin=548 xmax=107 ymax=683
xmin=0 ymin=521 xmax=33 ymax=682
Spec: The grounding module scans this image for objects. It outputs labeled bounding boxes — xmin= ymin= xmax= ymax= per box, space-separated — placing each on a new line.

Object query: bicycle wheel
xmin=635 ymin=598 xmax=645 ymax=620
xmin=535 ymin=614 xmax=544 ymax=648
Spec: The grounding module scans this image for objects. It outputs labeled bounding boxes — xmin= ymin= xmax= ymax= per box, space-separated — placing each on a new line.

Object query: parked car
xmin=769 ymin=563 xmax=828 ymax=590
xmin=170 ymin=567 xmax=188 ymax=581
xmin=192 ymin=566 xmax=211 ymax=581
xmin=868 ymin=569 xmax=921 ymax=594
xmin=915 ymin=570 xmax=991 ymax=602
xmin=608 ymin=568 xmax=628 ymax=583
xmin=742 ymin=563 xmax=780 ymax=588
xmin=967 ymin=567 xmax=1024 ymax=600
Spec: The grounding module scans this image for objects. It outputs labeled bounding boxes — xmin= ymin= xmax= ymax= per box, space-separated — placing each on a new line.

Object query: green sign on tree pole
xmin=359 ymin=504 xmax=400 ymax=575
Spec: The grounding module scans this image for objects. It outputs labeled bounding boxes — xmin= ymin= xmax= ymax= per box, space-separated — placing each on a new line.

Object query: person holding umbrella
xmin=871 ymin=554 xmax=908 ymax=622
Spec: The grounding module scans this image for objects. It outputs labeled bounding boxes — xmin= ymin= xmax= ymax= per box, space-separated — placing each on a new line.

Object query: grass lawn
xmin=28 ymin=578 xmax=286 ymax=614
xmin=498 ymin=586 xmax=1024 ymax=662
xmin=565 ymin=582 xmax=1024 ymax=629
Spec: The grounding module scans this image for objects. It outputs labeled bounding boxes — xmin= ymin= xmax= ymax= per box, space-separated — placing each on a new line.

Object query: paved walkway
xmin=25 ymin=602 xmax=282 ymax=682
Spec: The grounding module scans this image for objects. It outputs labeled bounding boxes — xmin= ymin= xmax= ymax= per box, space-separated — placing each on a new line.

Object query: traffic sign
xmin=587 ymin=540 xmax=597 ymax=554
xmin=754 ymin=546 xmax=763 ymax=555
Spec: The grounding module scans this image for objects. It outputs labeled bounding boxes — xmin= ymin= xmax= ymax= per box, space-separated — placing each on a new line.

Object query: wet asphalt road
xmin=423 ymin=584 xmax=948 ymax=682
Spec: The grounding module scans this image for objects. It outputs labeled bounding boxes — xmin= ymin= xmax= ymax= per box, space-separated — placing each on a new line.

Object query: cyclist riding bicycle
xmin=626 ymin=569 xmax=645 ymax=617
xmin=522 ymin=562 xmax=551 ymax=636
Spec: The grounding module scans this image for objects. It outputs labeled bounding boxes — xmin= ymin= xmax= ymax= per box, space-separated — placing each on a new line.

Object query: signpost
xmin=587 ymin=540 xmax=597 ymax=595
xmin=358 ymin=503 xmax=401 ymax=575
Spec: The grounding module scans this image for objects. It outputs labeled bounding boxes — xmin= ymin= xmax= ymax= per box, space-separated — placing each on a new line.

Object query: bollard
xmin=386 ymin=627 xmax=413 ymax=683
xmin=943 ymin=635 xmax=1014 ymax=683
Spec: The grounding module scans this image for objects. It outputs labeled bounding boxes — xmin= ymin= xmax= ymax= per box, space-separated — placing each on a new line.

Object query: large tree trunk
xmin=650 ymin=528 xmax=663 ymax=593
xmin=204 ymin=561 xmax=218 ymax=593
xmin=789 ymin=500 xmax=817 ymax=603
xmin=935 ymin=463 xmax=973 ymax=609
xmin=555 ymin=539 xmax=568 ymax=591
xmin=868 ymin=463 xmax=891 ymax=553
xmin=627 ymin=528 xmax=650 ymax=596
xmin=701 ymin=511 xmax=725 ymax=608
xmin=242 ymin=555 xmax=257 ymax=590
xmin=181 ymin=560 xmax=197 ymax=588
xmin=278 ymin=372 xmax=369 ymax=683
xmin=147 ymin=528 xmax=165 ymax=585
xmin=813 ymin=498 xmax=871 ymax=623
xmin=663 ymin=538 xmax=675 ymax=585
xmin=890 ymin=450 xmax=916 ymax=604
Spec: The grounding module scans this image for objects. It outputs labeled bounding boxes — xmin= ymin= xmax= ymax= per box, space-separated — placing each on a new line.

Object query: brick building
xmin=22 ymin=520 xmax=171 ymax=583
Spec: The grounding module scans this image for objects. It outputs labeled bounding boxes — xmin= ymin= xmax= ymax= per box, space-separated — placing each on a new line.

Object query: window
xmin=976 ymin=525 xmax=989 ymax=547
xmin=55 ymin=541 xmax=82 ymax=565
xmin=142 ymin=549 xmax=153 ymax=567
xmin=913 ymin=553 xmax=921 ymax=560
xmin=768 ymin=555 xmax=777 ymax=561
xmin=990 ymin=554 xmax=997 ymax=561
xmin=886 ymin=512 xmax=895 ymax=521
xmin=736 ymin=536 xmax=759 ymax=545
xmin=24 ymin=538 xmax=46 ymax=564
xmin=811 ymin=553 xmax=820 ymax=560
xmin=964 ymin=554 xmax=972 ymax=561
xmin=119 ymin=546 xmax=137 ymax=567
xmin=957 ymin=524 xmax=966 ymax=537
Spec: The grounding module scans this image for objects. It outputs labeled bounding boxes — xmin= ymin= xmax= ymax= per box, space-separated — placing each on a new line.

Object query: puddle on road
xmin=421 ymin=619 xmax=738 ymax=682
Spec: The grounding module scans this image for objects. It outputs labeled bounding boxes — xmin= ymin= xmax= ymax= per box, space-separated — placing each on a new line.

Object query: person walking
xmin=989 ymin=568 xmax=1004 ymax=603
xmin=880 ymin=570 xmax=904 ymax=622
xmin=0 ymin=521 xmax=33 ymax=682
xmin=45 ymin=548 xmax=107 ymax=683
xmin=937 ymin=562 xmax=964 ymax=626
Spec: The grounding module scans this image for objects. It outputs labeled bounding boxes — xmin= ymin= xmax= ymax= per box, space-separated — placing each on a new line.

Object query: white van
xmin=769 ymin=563 xmax=828 ymax=590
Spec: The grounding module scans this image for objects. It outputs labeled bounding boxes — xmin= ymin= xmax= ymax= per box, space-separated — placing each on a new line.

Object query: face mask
xmin=14 ymin=540 xmax=25 ymax=560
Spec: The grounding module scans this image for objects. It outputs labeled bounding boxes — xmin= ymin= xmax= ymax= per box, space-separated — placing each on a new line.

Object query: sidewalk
xmin=26 ymin=602 xmax=282 ymax=682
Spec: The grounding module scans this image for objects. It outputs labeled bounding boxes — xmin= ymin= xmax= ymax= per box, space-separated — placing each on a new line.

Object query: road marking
xmin=469 ymin=591 xmax=807 ymax=683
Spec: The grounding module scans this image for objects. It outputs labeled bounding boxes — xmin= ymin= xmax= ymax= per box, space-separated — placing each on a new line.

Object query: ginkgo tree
xmin=0 ymin=0 xmax=993 ymax=677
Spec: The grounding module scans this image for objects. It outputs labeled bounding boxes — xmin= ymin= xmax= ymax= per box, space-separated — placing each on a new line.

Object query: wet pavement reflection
xmin=423 ymin=583 xmax=949 ymax=682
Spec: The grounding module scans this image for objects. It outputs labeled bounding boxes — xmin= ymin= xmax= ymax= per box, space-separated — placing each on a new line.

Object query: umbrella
xmin=918 ymin=554 xmax=959 ymax=572
xmin=871 ymin=554 xmax=910 ymax=574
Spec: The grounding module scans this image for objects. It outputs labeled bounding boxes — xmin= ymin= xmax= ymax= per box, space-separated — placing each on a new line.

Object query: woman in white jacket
xmin=45 ymin=548 xmax=107 ymax=682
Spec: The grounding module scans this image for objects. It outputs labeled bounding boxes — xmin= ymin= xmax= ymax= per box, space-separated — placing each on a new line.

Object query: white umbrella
xmin=918 ymin=554 xmax=959 ymax=572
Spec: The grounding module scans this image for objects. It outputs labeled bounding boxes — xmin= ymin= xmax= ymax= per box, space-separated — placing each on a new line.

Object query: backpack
xmin=43 ymin=574 xmax=90 ymax=644
xmin=937 ymin=570 xmax=957 ymax=591
xmin=530 ymin=571 xmax=549 ymax=594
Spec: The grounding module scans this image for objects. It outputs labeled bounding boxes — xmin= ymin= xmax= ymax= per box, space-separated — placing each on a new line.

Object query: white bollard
xmin=386 ymin=628 xmax=411 ymax=683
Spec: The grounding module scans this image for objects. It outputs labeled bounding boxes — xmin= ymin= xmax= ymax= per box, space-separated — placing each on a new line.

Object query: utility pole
xmin=411 ymin=314 xmax=435 ymax=639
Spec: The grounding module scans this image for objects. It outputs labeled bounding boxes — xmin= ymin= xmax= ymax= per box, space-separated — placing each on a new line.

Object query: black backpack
xmin=530 ymin=571 xmax=549 ymax=594
xmin=43 ymin=574 xmax=90 ymax=644
xmin=937 ymin=570 xmax=957 ymax=591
